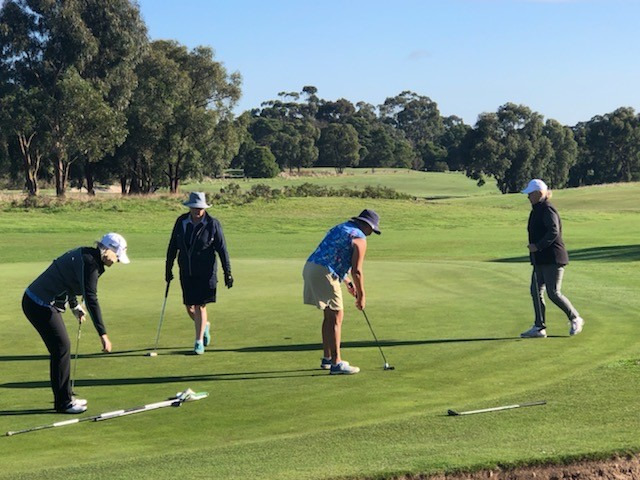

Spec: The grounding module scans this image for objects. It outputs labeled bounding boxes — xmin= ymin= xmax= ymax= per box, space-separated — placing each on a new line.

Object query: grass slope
xmin=0 ymin=179 xmax=639 ymax=479
xmin=182 ymin=168 xmax=500 ymax=199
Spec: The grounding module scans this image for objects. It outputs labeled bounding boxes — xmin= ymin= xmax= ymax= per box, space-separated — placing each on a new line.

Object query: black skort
xmin=180 ymin=275 xmax=217 ymax=305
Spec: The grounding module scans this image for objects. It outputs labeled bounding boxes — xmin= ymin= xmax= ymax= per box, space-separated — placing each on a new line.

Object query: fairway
xmin=1 ymin=177 xmax=639 ymax=479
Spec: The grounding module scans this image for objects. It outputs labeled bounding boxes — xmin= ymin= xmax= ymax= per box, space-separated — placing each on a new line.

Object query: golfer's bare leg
xmin=185 ymin=305 xmax=207 ymax=341
xmin=323 ymin=308 xmax=343 ymax=365
xmin=193 ymin=305 xmax=207 ymax=342
xmin=321 ymin=316 xmax=331 ymax=359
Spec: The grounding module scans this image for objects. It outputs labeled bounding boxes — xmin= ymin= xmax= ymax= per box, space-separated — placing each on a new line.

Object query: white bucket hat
xmin=183 ymin=192 xmax=210 ymax=209
xmin=99 ymin=232 xmax=130 ymax=264
xmin=521 ymin=179 xmax=548 ymax=194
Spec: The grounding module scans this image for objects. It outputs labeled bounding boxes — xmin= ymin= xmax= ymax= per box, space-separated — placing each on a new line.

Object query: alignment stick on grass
xmin=5 ymin=388 xmax=208 ymax=437
xmin=447 ymin=400 xmax=546 ymax=416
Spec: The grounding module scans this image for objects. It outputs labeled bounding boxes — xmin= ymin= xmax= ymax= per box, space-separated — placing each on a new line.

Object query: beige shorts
xmin=303 ymin=262 xmax=343 ymax=311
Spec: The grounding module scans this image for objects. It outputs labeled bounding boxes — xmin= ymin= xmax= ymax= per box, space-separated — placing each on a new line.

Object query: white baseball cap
xmin=99 ymin=232 xmax=130 ymax=264
xmin=521 ymin=179 xmax=548 ymax=194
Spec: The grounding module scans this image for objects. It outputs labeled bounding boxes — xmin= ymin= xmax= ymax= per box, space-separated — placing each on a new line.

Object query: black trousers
xmin=22 ymin=293 xmax=72 ymax=410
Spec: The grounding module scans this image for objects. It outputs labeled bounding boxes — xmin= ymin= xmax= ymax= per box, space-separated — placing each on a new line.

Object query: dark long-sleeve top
xmin=527 ymin=199 xmax=569 ymax=266
xmin=166 ymin=212 xmax=231 ymax=283
xmin=26 ymin=247 xmax=107 ymax=335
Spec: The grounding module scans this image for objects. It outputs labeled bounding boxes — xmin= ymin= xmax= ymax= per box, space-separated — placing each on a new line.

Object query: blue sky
xmin=137 ymin=0 xmax=640 ymax=126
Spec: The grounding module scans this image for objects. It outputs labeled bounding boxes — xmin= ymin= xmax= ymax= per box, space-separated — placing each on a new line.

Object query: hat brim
xmin=521 ymin=186 xmax=547 ymax=194
xmin=183 ymin=202 xmax=211 ymax=209
xmin=117 ymin=251 xmax=130 ymax=264
xmin=351 ymin=217 xmax=381 ymax=235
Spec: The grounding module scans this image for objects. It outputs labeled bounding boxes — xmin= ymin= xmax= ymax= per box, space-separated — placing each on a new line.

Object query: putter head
xmin=447 ymin=409 xmax=460 ymax=416
xmin=383 ymin=363 xmax=395 ymax=370
xmin=145 ymin=352 xmax=158 ymax=357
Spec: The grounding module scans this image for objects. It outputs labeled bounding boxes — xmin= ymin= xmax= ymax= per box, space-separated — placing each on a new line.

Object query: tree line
xmin=1 ymin=0 xmax=639 ymax=197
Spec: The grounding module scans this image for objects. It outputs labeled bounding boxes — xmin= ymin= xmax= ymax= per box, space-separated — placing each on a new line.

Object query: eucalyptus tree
xmin=465 ymin=103 xmax=552 ymax=193
xmin=542 ymin=119 xmax=577 ymax=188
xmin=145 ymin=40 xmax=241 ymax=192
xmin=316 ymin=98 xmax=356 ymax=124
xmin=0 ymin=0 xmax=148 ymax=196
xmin=0 ymin=86 xmax=48 ymax=195
xmin=243 ymin=145 xmax=279 ymax=178
xmin=316 ymin=123 xmax=360 ymax=173
xmin=440 ymin=115 xmax=472 ymax=171
xmin=379 ymin=91 xmax=444 ymax=167
xmin=572 ymin=107 xmax=640 ymax=185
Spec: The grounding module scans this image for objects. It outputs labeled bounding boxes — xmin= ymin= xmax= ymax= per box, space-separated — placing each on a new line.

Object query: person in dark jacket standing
xmin=166 ymin=192 xmax=233 ymax=355
xmin=520 ymin=179 xmax=584 ymax=338
xmin=22 ymin=233 xmax=130 ymax=413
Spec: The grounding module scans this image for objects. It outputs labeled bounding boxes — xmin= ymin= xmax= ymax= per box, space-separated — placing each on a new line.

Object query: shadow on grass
xmin=0 ymin=368 xmax=326 ymax=389
xmin=1 ymin=336 xmax=559 ymax=363
xmin=493 ymin=244 xmax=640 ymax=263
xmin=0 ymin=408 xmax=53 ymax=416
xmin=0 ymin=347 xmax=181 ymax=362
xmin=217 ymin=336 xmax=521 ymax=353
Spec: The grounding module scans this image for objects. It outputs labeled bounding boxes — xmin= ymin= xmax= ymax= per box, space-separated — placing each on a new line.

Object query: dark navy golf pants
xmin=22 ymin=293 xmax=72 ymax=410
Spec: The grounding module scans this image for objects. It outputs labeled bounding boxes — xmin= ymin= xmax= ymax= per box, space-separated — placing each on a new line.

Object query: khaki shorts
xmin=303 ymin=262 xmax=343 ymax=311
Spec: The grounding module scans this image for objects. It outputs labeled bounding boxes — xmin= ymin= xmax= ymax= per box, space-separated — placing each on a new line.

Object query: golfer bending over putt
xmin=303 ymin=209 xmax=381 ymax=375
xmin=22 ymin=233 xmax=130 ymax=413
xmin=520 ymin=179 xmax=584 ymax=338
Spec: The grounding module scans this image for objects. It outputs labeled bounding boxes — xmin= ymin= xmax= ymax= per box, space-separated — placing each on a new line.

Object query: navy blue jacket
xmin=166 ymin=213 xmax=231 ymax=283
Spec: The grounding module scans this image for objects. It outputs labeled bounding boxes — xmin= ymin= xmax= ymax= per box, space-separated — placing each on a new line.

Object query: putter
xmin=5 ymin=389 xmax=208 ymax=437
xmin=361 ymin=309 xmax=395 ymax=370
xmin=70 ymin=320 xmax=82 ymax=394
xmin=447 ymin=400 xmax=546 ymax=416
xmin=146 ymin=280 xmax=171 ymax=357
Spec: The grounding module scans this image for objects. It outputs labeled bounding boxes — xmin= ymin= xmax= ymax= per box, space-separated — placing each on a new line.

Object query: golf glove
xmin=72 ymin=305 xmax=86 ymax=322
xmin=224 ymin=272 xmax=233 ymax=289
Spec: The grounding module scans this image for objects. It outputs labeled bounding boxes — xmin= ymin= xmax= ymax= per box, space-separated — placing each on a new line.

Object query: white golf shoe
xmin=569 ymin=317 xmax=584 ymax=336
xmin=58 ymin=399 xmax=87 ymax=414
xmin=520 ymin=326 xmax=547 ymax=338
xmin=329 ymin=361 xmax=360 ymax=375
xmin=72 ymin=397 xmax=88 ymax=407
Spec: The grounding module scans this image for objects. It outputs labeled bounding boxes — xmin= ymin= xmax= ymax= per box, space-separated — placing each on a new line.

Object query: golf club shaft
xmin=151 ymin=281 xmax=171 ymax=352
xmin=70 ymin=320 xmax=82 ymax=393
xmin=362 ymin=309 xmax=389 ymax=365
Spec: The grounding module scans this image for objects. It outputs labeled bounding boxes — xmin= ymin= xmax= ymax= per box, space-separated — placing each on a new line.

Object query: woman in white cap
xmin=303 ymin=209 xmax=381 ymax=374
xmin=520 ymin=179 xmax=584 ymax=338
xmin=22 ymin=233 xmax=130 ymax=413
xmin=165 ymin=192 xmax=233 ymax=355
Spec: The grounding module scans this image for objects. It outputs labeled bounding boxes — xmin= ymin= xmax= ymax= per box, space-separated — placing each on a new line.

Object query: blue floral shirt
xmin=307 ymin=221 xmax=365 ymax=281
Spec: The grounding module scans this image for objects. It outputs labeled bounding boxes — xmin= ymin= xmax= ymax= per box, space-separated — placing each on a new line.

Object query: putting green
xmin=0 ymin=182 xmax=639 ymax=479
